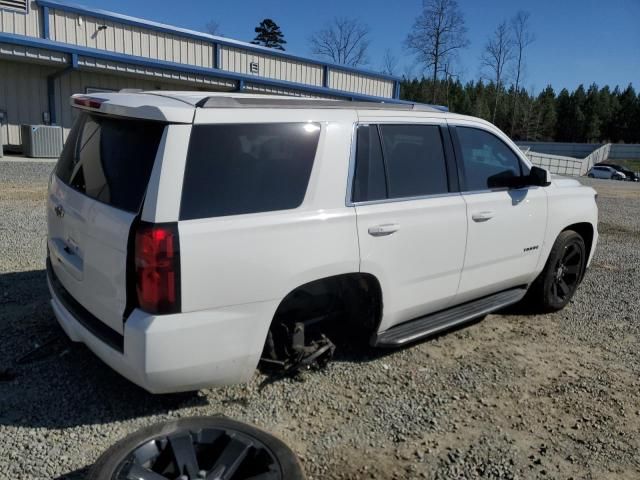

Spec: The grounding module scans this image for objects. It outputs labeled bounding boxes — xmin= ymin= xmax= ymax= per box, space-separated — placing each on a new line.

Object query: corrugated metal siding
xmin=0 ymin=60 xmax=53 ymax=146
xmin=516 ymin=141 xmax=601 ymax=159
xmin=244 ymin=82 xmax=340 ymax=100
xmin=220 ymin=45 xmax=323 ymax=87
xmin=0 ymin=40 xmax=68 ymax=63
xmin=77 ymin=56 xmax=235 ymax=89
xmin=608 ymin=144 xmax=640 ymax=160
xmin=55 ymin=70 xmax=231 ymax=139
xmin=48 ymin=8 xmax=214 ymax=68
xmin=329 ymin=69 xmax=394 ymax=98
xmin=0 ymin=1 xmax=41 ymax=37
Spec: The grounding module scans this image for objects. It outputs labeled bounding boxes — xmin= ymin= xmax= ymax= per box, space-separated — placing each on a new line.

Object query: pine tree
xmin=251 ymin=19 xmax=286 ymax=51
xmin=536 ymin=86 xmax=557 ymax=141
xmin=397 ymin=77 xmax=639 ymax=143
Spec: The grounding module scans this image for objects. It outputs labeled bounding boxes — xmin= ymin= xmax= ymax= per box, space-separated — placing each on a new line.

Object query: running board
xmin=374 ymin=287 xmax=527 ymax=347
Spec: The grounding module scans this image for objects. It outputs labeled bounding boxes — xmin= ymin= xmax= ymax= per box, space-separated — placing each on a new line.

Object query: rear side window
xmin=56 ymin=113 xmax=165 ymax=213
xmin=456 ymin=127 xmax=526 ymax=191
xmin=379 ymin=125 xmax=449 ymax=199
xmin=352 ymin=125 xmax=387 ymax=202
xmin=180 ymin=123 xmax=320 ymax=220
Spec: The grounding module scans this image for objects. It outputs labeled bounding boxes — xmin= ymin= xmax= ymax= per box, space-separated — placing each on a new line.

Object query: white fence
xmin=523 ymin=143 xmax=614 ymax=176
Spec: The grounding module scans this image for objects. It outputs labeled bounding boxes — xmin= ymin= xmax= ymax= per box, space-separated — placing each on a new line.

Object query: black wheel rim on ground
xmin=114 ymin=427 xmax=281 ymax=480
xmin=550 ymin=240 xmax=584 ymax=305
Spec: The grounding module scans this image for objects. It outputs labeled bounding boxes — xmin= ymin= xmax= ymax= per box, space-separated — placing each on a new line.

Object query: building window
xmin=0 ymin=0 xmax=28 ymax=13
xmin=85 ymin=87 xmax=117 ymax=94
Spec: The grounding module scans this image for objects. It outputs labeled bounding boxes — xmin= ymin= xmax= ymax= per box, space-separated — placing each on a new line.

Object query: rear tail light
xmin=134 ymin=223 xmax=180 ymax=314
xmin=73 ymin=96 xmax=105 ymax=109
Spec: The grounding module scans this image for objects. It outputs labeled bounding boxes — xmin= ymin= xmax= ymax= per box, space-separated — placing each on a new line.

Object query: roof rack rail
xmin=195 ymin=96 xmax=444 ymax=112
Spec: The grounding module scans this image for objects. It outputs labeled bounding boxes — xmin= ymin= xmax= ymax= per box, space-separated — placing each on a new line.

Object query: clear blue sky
xmin=72 ymin=0 xmax=639 ymax=93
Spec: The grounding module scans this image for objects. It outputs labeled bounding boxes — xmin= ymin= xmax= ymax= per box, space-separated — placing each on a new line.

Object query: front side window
xmin=379 ymin=124 xmax=449 ymax=199
xmin=456 ymin=127 xmax=527 ymax=191
xmin=180 ymin=123 xmax=320 ymax=220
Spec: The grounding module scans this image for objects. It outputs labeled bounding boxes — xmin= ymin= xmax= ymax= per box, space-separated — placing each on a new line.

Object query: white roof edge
xmin=70 ymin=92 xmax=195 ymax=123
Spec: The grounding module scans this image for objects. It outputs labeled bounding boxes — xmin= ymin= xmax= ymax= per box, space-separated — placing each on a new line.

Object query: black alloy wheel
xmin=523 ymin=230 xmax=586 ymax=312
xmin=549 ymin=240 xmax=584 ymax=305
xmin=90 ymin=417 xmax=305 ymax=480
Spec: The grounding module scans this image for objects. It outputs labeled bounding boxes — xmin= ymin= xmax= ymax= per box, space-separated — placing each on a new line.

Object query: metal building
xmin=0 ymin=0 xmax=401 ymax=149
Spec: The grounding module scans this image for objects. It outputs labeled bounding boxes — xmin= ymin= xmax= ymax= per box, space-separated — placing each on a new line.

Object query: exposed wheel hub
xmin=555 ymin=263 xmax=566 ymax=281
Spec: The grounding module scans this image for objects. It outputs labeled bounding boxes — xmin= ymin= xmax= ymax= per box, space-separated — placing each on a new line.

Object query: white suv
xmin=47 ymin=92 xmax=598 ymax=393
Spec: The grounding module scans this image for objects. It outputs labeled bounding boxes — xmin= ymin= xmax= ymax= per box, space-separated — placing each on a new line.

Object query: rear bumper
xmin=47 ymin=269 xmax=277 ymax=394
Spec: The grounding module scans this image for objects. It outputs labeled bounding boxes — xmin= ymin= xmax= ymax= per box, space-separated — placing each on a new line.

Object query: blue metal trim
xmin=237 ymin=79 xmax=245 ymax=92
xmin=46 ymin=53 xmax=79 ymax=124
xmin=0 ymin=32 xmax=406 ymax=104
xmin=394 ymin=81 xmax=401 ymax=99
xmin=322 ymin=65 xmax=329 ymax=88
xmin=35 ymin=0 xmax=402 ymax=82
xmin=212 ymin=43 xmax=219 ymax=70
xmin=47 ymin=76 xmax=55 ymax=123
xmin=42 ymin=5 xmax=50 ymax=39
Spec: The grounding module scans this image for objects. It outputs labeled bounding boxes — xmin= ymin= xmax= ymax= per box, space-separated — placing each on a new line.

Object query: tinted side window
xmin=456 ymin=127 xmax=524 ymax=191
xmin=379 ymin=125 xmax=449 ymax=199
xmin=180 ymin=123 xmax=320 ymax=220
xmin=56 ymin=113 xmax=165 ymax=213
xmin=352 ymin=125 xmax=387 ymax=202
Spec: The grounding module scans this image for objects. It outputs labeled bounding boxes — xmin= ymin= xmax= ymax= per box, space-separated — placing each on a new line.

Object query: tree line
xmin=402 ymin=79 xmax=640 ymax=143
xmin=205 ymin=1 xmax=639 ymax=143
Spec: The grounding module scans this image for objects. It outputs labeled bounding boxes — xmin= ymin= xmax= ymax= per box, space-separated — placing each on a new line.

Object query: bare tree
xmin=380 ymin=49 xmax=399 ymax=76
xmin=443 ymin=63 xmax=460 ymax=110
xmin=309 ymin=17 xmax=370 ymax=66
xmin=406 ymin=0 xmax=469 ymax=103
xmin=402 ymin=63 xmax=417 ymax=80
xmin=481 ymin=20 xmax=512 ymax=123
xmin=205 ymin=20 xmax=221 ymax=36
xmin=509 ymin=11 xmax=535 ymax=136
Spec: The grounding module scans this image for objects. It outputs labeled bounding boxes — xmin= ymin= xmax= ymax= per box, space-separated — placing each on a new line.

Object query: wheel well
xmin=263 ymin=273 xmax=383 ymax=362
xmin=562 ymin=222 xmax=594 ymax=279
xmin=563 ymin=222 xmax=594 ymax=260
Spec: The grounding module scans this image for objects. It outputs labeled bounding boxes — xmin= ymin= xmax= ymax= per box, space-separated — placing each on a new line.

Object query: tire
xmin=524 ymin=230 xmax=586 ymax=313
xmin=89 ymin=416 xmax=305 ymax=480
xmin=587 ymin=174 xmax=594 ymax=178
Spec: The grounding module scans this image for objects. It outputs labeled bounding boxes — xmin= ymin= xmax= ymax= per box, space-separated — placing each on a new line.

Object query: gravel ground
xmin=1 ymin=161 xmax=639 ymax=479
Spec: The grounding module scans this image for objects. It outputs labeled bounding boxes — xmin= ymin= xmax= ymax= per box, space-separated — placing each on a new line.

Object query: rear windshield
xmin=56 ymin=113 xmax=165 ymax=213
xmin=180 ymin=123 xmax=321 ymax=220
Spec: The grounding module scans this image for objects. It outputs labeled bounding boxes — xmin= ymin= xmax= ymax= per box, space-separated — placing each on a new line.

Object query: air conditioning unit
xmin=21 ymin=125 xmax=63 ymax=158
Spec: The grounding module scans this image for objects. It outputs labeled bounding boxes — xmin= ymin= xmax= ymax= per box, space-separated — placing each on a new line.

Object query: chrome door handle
xmin=471 ymin=211 xmax=495 ymax=222
xmin=368 ymin=224 xmax=399 ymax=236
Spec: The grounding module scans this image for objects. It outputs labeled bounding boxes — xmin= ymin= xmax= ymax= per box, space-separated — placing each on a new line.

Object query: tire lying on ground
xmin=89 ymin=416 xmax=305 ymax=480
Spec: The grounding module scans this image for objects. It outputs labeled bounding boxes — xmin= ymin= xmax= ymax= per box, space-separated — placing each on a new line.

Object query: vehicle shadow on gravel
xmin=329 ymin=317 xmax=489 ymax=364
xmin=328 ymin=298 xmax=543 ymax=366
xmin=52 ymin=467 xmax=89 ymax=480
xmin=0 ymin=269 xmax=206 ymax=430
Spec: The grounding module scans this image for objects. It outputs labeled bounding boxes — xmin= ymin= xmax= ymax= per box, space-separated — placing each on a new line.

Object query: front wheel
xmin=587 ymin=174 xmax=594 ymax=178
xmin=525 ymin=230 xmax=586 ymax=312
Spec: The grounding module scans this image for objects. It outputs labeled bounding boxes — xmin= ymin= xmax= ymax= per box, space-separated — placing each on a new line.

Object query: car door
xmin=449 ymin=122 xmax=548 ymax=303
xmin=352 ymin=121 xmax=467 ymax=332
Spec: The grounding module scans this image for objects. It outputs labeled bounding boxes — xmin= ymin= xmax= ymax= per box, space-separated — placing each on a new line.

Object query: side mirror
xmin=528 ymin=166 xmax=551 ymax=187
